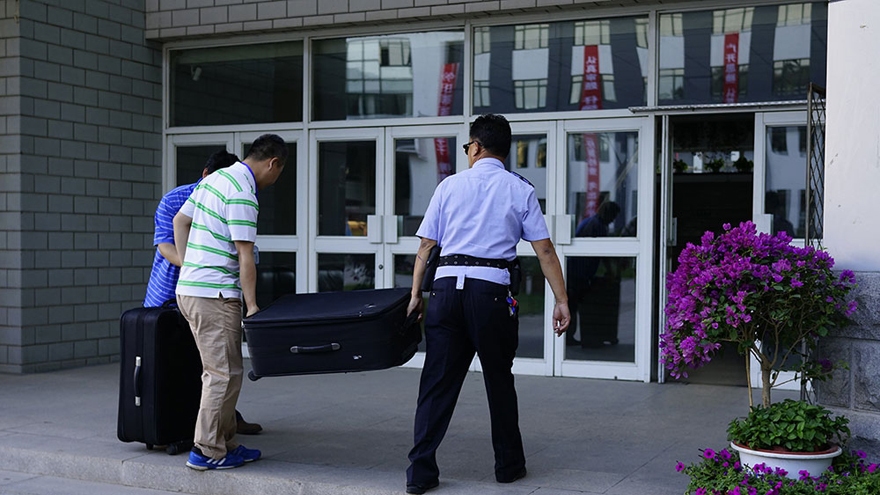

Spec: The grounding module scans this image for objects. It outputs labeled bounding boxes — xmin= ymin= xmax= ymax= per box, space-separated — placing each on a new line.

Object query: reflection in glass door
xmin=311 ymin=128 xmax=385 ymax=293
xmin=563 ymin=129 xmax=639 ymax=364
xmin=238 ymin=130 xmax=305 ymax=306
xmin=559 ymin=118 xmax=651 ymax=382
xmin=384 ymin=125 xmax=464 ymax=361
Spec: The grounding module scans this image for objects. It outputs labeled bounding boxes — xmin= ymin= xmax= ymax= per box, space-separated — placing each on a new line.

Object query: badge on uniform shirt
xmin=508 ymin=170 xmax=535 ymax=188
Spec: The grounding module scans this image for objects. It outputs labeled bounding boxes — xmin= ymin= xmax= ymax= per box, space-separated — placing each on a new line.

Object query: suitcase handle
xmin=133 ymin=356 xmax=142 ymax=407
xmin=290 ymin=343 xmax=341 ymax=354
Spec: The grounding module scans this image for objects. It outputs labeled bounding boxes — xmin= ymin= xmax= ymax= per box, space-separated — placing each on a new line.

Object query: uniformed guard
xmin=405 ymin=114 xmax=571 ymax=494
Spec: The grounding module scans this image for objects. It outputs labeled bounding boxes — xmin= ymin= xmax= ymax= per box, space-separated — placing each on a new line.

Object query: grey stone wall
xmin=0 ymin=1 xmax=23 ymax=372
xmin=143 ymin=0 xmax=667 ymax=40
xmin=818 ymin=271 xmax=880 ymax=458
xmin=0 ymin=0 xmax=161 ymax=373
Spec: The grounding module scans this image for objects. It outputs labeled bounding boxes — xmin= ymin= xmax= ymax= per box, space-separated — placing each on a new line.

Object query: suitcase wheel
xmin=146 ymin=444 xmax=154 ymax=451
xmin=248 ymin=370 xmax=260 ymax=381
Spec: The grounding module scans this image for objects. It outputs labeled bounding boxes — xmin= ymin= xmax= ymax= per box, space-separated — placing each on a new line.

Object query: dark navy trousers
xmin=407 ymin=277 xmax=525 ymax=485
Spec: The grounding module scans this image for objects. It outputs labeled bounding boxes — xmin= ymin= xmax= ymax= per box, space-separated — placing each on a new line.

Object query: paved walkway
xmin=0 ymin=362 xmax=795 ymax=495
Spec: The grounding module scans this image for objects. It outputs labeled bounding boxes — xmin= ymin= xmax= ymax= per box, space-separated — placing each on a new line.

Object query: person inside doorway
xmin=566 ymin=200 xmax=621 ymax=348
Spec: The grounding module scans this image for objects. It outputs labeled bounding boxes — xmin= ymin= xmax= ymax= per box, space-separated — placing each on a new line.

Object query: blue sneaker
xmin=185 ymin=447 xmax=245 ymax=471
xmin=230 ymin=444 xmax=262 ymax=463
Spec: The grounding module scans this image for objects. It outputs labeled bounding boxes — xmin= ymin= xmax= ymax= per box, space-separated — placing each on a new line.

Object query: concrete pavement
xmin=0 ymin=362 xmax=796 ymax=495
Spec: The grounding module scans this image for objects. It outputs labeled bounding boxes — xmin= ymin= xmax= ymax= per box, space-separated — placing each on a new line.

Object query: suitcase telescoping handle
xmin=290 ymin=343 xmax=341 ymax=354
xmin=133 ymin=356 xmax=142 ymax=407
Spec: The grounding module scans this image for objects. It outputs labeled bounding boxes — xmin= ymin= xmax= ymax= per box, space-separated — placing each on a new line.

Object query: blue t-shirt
xmin=143 ymin=182 xmax=197 ymax=307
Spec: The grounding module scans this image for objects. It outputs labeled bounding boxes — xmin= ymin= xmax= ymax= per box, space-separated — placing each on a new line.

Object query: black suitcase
xmin=243 ymin=288 xmax=420 ymax=380
xmin=117 ymin=302 xmax=202 ymax=454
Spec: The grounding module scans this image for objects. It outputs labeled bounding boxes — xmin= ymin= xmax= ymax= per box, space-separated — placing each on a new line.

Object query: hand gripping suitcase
xmin=243 ymin=288 xmax=420 ymax=380
xmin=117 ymin=302 xmax=202 ymax=454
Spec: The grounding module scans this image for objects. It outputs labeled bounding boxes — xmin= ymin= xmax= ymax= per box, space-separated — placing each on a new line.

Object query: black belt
xmin=438 ymin=255 xmax=511 ymax=269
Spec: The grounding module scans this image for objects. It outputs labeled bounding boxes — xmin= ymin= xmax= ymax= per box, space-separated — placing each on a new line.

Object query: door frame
xmin=750 ymin=110 xmax=809 ymax=392
xmin=556 ymin=116 xmax=654 ymax=382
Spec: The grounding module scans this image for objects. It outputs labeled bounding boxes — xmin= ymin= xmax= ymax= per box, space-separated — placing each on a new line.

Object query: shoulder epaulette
xmin=508 ymin=170 xmax=534 ymax=188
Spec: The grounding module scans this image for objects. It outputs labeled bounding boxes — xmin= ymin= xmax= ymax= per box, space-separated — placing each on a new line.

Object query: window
xmin=169 ymin=41 xmax=303 ymax=127
xmin=474 ymin=80 xmax=490 ymax=108
xmin=570 ymin=74 xmax=616 ymax=105
xmin=380 ymin=39 xmax=411 ymax=66
xmin=514 ymin=24 xmax=549 ymax=50
xmin=711 ymin=65 xmax=749 ymax=98
xmin=659 ymin=68 xmax=685 ymax=101
xmin=773 ymin=59 xmax=811 ymax=97
xmin=574 ymin=20 xmax=611 ymax=46
xmin=712 ymin=8 xmax=754 ymax=34
xmin=660 ymin=14 xmax=682 ymax=37
xmin=635 ymin=18 xmax=649 ymax=48
xmin=474 ymin=27 xmax=491 ymax=54
xmin=770 ymin=127 xmax=788 ymax=155
xmin=514 ymin=79 xmax=547 ymax=109
xmin=312 ymin=31 xmax=464 ymax=121
xmin=778 ymin=3 xmax=812 ymax=26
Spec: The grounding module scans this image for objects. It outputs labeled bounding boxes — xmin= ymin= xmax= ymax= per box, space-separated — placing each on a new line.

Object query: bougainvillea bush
xmin=660 ymin=221 xmax=857 ymax=407
xmin=677 ymin=447 xmax=880 ymax=495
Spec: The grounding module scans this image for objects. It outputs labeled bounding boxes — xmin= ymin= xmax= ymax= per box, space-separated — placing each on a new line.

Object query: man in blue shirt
xmin=404 ymin=114 xmax=571 ymax=494
xmin=144 ymin=148 xmax=262 ymax=435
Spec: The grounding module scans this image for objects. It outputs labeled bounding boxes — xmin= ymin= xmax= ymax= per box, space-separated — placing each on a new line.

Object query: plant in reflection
xmin=660 ymin=221 xmax=857 ymax=408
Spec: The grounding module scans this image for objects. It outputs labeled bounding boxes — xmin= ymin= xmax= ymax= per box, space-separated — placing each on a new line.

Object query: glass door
xmin=310 ymin=127 xmax=386 ymax=293
xmin=167 ymin=133 xmax=234 ymax=191
xmin=463 ymin=121 xmax=558 ymax=376
xmin=237 ymin=130 xmax=305 ymax=306
xmin=750 ymin=110 xmax=809 ymax=392
xmin=382 ymin=124 xmax=467 ymax=369
xmin=558 ymin=117 xmax=653 ymax=382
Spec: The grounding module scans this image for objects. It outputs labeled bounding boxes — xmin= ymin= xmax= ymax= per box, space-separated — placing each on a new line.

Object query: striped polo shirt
xmin=143 ymin=181 xmax=198 ymax=307
xmin=176 ymin=162 xmax=259 ymax=299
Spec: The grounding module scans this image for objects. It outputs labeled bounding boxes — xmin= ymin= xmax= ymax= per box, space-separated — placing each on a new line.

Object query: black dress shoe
xmin=497 ymin=467 xmax=527 ymax=483
xmin=235 ymin=410 xmax=263 ymax=435
xmin=406 ymin=480 xmax=439 ymax=494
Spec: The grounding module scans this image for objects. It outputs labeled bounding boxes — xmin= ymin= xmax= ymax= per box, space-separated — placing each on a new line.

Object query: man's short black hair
xmin=245 ymin=134 xmax=288 ymax=166
xmin=204 ymin=149 xmax=239 ymax=174
xmin=469 ymin=114 xmax=511 ymax=158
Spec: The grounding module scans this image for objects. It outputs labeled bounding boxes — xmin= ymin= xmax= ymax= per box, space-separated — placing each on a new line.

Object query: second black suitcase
xmin=117 ymin=302 xmax=202 ymax=454
xmin=243 ymin=288 xmax=420 ymax=380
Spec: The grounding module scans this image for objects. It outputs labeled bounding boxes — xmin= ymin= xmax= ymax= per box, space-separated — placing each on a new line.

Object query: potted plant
xmin=661 ymin=221 xmax=858 ymax=475
xmin=726 ymin=399 xmax=850 ymax=478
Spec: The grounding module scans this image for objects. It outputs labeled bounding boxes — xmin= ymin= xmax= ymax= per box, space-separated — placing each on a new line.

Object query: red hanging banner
xmin=579 ymin=46 xmax=602 ymax=217
xmin=579 ymin=45 xmax=602 ymax=111
xmin=434 ymin=63 xmax=459 ymax=182
xmin=723 ymin=33 xmax=739 ymax=103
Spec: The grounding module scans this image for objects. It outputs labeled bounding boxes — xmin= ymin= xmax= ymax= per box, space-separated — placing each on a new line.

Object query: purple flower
xmin=675 ymin=461 xmax=685 ymax=472
xmin=704 ymin=448 xmax=716 ymax=459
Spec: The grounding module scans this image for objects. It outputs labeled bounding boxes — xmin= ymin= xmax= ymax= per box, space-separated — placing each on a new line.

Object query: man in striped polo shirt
xmin=143 ymin=148 xmax=262 ymax=435
xmin=173 ymin=134 xmax=287 ymax=471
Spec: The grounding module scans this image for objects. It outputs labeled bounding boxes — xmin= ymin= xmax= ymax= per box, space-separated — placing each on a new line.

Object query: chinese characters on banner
xmin=582 ymin=133 xmax=601 ymax=218
xmin=434 ymin=62 xmax=459 ymax=183
xmin=580 ymin=45 xmax=602 ymax=217
xmin=723 ymin=33 xmax=739 ymax=103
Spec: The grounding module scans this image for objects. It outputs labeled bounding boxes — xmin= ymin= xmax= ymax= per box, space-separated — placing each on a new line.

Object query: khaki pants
xmin=178 ymin=295 xmax=243 ymax=459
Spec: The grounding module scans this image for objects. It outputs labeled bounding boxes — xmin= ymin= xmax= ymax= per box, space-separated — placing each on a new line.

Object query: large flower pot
xmin=730 ymin=442 xmax=842 ymax=479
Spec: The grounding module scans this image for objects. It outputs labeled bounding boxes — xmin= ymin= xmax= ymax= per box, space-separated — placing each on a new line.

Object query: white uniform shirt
xmin=416 ymin=157 xmax=550 ymax=288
